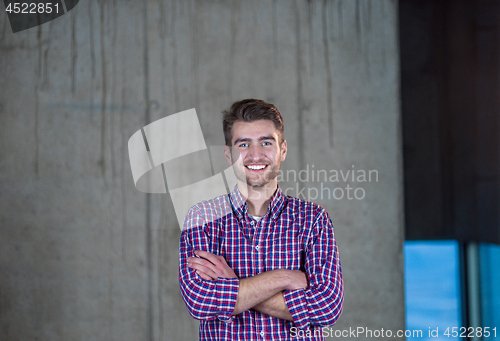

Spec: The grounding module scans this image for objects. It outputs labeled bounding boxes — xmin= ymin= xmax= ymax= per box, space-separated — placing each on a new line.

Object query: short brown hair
xmin=222 ymin=99 xmax=284 ymax=146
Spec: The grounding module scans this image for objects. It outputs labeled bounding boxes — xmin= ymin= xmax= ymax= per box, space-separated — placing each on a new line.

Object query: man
xmin=179 ymin=99 xmax=343 ymax=340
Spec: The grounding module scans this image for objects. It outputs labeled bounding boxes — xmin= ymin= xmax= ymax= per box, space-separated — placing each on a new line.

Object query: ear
xmin=280 ymin=140 xmax=287 ymax=162
xmin=224 ymin=145 xmax=233 ymax=166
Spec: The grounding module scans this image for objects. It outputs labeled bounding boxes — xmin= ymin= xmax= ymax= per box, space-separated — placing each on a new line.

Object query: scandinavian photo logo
xmin=128 ymin=109 xmax=378 ymax=229
xmin=128 ymin=109 xmax=238 ymax=229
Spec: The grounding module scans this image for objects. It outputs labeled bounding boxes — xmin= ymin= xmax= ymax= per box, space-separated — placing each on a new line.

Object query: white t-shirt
xmin=249 ymin=215 xmax=262 ymax=223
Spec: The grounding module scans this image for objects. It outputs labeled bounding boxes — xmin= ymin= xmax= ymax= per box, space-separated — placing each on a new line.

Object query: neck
xmin=237 ymin=180 xmax=278 ymax=216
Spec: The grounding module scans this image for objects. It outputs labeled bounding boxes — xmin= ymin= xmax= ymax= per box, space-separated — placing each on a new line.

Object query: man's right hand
xmin=187 ymin=250 xmax=238 ymax=281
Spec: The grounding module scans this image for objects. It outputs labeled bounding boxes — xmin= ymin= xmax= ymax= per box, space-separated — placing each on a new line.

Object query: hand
xmin=285 ymin=270 xmax=309 ymax=291
xmin=187 ymin=250 xmax=238 ymax=281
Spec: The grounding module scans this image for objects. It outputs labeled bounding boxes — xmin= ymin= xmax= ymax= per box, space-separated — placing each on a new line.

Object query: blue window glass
xmin=479 ymin=243 xmax=500 ymax=339
xmin=405 ymin=240 xmax=462 ymax=340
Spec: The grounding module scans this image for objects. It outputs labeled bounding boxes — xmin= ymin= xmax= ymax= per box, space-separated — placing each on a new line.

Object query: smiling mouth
xmin=245 ymin=164 xmax=268 ymax=170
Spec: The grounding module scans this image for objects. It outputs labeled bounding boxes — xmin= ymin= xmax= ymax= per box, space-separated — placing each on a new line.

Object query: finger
xmin=196 ymin=270 xmax=216 ymax=281
xmin=195 ymin=251 xmax=222 ymax=265
xmin=189 ymin=257 xmax=216 ymax=269
xmin=194 ymin=266 xmax=217 ymax=280
xmin=189 ymin=264 xmax=218 ymax=280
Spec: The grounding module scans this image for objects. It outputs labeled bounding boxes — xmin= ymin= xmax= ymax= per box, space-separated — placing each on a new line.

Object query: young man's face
xmin=224 ymin=119 xmax=287 ymax=189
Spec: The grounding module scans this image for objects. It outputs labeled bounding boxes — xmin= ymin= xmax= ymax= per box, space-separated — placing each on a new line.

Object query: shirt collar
xmin=228 ymin=184 xmax=286 ymax=222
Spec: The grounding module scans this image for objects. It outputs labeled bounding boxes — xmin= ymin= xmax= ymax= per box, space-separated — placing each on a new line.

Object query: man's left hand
xmin=187 ymin=250 xmax=238 ymax=281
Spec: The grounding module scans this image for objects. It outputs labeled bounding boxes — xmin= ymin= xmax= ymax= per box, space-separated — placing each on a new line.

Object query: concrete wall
xmin=0 ymin=0 xmax=404 ymax=340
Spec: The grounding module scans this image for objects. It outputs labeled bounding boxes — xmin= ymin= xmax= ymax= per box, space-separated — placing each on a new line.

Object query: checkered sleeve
xmin=178 ymin=206 xmax=240 ymax=323
xmin=283 ymin=209 xmax=344 ymax=330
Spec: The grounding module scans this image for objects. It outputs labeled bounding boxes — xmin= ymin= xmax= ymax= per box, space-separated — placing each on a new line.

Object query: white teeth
xmin=247 ymin=165 xmax=266 ymax=170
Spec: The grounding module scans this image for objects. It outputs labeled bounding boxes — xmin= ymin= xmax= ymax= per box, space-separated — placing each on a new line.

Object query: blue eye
xmin=239 ymin=143 xmax=248 ymax=148
xmin=262 ymin=142 xmax=271 ymax=146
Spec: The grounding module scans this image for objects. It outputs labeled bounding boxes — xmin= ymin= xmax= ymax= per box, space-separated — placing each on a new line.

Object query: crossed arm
xmin=180 ymin=208 xmax=343 ymax=327
xmin=187 ymin=251 xmax=308 ymax=320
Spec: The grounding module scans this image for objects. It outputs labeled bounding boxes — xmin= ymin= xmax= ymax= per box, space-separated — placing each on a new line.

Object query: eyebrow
xmin=233 ymin=135 xmax=276 ymax=145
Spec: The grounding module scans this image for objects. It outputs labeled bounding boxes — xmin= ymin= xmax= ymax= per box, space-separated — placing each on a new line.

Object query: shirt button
xmin=255 ymin=245 xmax=260 ymax=251
xmin=250 ymin=220 xmax=255 ymax=225
xmin=260 ymin=331 xmax=265 ymax=337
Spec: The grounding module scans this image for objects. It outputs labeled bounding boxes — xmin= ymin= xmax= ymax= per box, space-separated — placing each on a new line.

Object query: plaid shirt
xmin=179 ymin=185 xmax=343 ymax=340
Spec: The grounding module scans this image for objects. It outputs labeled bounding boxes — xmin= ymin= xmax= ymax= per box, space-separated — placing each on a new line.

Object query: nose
xmin=246 ymin=144 xmax=265 ymax=161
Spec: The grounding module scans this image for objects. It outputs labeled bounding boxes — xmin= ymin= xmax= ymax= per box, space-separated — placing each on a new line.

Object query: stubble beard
xmin=232 ymin=160 xmax=281 ymax=189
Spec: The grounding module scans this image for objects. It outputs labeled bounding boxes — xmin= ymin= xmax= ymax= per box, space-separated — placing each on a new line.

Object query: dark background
xmin=401 ymin=0 xmax=500 ymax=245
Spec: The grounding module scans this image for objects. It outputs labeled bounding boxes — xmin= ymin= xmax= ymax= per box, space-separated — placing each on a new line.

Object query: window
xmin=405 ymin=241 xmax=462 ymax=340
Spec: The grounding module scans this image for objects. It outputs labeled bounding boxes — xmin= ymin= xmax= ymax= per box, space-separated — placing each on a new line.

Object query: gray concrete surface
xmin=0 ymin=0 xmax=404 ymax=340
